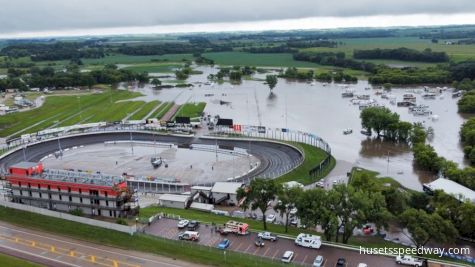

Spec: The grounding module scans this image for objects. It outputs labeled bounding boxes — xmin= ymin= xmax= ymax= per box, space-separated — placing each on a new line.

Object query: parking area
xmin=145 ymin=218 xmax=404 ymax=267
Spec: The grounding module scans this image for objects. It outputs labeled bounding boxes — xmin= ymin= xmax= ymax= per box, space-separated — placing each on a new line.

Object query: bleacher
xmin=41 ymin=169 xmax=124 ymax=187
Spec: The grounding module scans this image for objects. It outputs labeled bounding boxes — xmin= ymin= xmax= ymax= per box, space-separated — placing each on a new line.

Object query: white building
xmin=211 ymin=182 xmax=243 ymax=206
xmin=423 ymin=178 xmax=475 ymax=203
xmin=158 ymin=194 xmax=190 ymax=209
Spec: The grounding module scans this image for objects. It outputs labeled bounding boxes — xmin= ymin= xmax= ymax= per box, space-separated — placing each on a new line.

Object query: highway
xmin=0 ymin=222 xmax=204 ymax=267
xmin=0 ymin=131 xmax=303 ymax=183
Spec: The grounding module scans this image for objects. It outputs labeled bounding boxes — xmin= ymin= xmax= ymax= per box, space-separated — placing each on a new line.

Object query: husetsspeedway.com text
xmin=359 ymin=246 xmax=470 ymax=258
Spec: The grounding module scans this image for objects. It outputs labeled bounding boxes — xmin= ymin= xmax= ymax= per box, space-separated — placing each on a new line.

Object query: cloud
xmin=0 ymin=0 xmax=474 ymax=36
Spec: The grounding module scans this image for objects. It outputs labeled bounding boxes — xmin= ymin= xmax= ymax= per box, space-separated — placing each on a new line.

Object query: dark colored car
xmin=187 ymin=220 xmax=200 ymax=230
xmin=336 ymin=258 xmax=346 ymax=267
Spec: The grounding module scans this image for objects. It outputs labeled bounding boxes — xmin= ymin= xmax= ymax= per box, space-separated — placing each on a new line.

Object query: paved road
xmin=0 ymin=222 xmax=204 ymax=267
xmin=145 ymin=218 xmax=464 ymax=267
xmin=0 ymin=131 xmax=303 ymax=184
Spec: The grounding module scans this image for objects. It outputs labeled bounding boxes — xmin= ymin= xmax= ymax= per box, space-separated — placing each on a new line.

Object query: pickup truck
xmin=396 ymin=255 xmax=423 ymax=267
xmin=257 ymin=232 xmax=278 ymax=242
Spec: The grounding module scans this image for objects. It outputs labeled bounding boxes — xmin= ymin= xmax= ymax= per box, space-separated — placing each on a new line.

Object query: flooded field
xmin=125 ymin=66 xmax=468 ymax=190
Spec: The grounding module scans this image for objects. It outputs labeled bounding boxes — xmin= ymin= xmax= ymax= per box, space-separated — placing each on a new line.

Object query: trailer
xmin=221 ymin=221 xmax=249 ymax=235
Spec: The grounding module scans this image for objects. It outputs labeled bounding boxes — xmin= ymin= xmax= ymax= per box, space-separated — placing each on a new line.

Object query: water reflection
xmin=359 ymin=138 xmax=411 ymax=158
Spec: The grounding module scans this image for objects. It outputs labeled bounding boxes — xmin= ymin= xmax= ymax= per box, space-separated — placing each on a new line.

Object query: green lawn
xmin=0 ymin=89 xmax=142 ymax=137
xmin=203 ymin=52 xmax=321 ymax=68
xmin=173 ymin=102 xmax=206 ymax=119
xmin=150 ymin=102 xmax=174 ymax=119
xmin=129 ymin=100 xmax=161 ymax=120
xmin=0 ymin=253 xmax=44 ymax=267
xmin=275 ymin=142 xmax=336 ymax=185
xmin=0 ymin=207 xmax=287 ymax=267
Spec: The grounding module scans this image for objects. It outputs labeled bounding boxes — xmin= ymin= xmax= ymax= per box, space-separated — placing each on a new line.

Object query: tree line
xmin=293 ymin=52 xmax=377 ymax=73
xmin=237 ymin=173 xmax=474 ymax=246
xmin=0 ymin=64 xmax=149 ymax=91
xmin=0 ymin=42 xmax=105 ymax=61
xmin=353 ymin=47 xmax=449 ymax=62
xmin=279 ymin=67 xmax=357 ymax=83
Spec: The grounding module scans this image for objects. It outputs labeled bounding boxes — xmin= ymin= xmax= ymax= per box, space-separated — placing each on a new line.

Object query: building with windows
xmin=5 ymin=162 xmax=138 ymax=218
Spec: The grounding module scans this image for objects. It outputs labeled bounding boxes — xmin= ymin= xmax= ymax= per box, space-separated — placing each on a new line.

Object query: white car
xmin=313 ymin=255 xmax=324 ymax=267
xmin=290 ymin=207 xmax=298 ymax=215
xmin=281 ymin=250 xmax=294 ymax=263
xmin=315 ymin=181 xmax=324 ymax=188
xmin=177 ymin=219 xmax=189 ymax=229
xmin=357 ymin=264 xmax=368 ymax=267
xmin=266 ymin=214 xmax=276 ymax=223
xmin=257 ymin=231 xmax=277 ymax=241
xmin=396 ymin=255 xmax=423 ymax=266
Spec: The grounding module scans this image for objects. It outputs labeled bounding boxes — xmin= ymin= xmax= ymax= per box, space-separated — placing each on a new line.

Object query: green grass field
xmin=81 ymin=54 xmax=194 ymax=65
xmin=275 ymin=142 xmax=336 ymax=185
xmin=0 ymin=89 xmax=142 ymax=137
xmin=129 ymin=100 xmax=161 ymax=120
xmin=203 ymin=52 xmax=321 ymax=68
xmin=149 ymin=102 xmax=174 ymax=119
xmin=0 ymin=253 xmax=44 ymax=267
xmin=173 ymin=102 xmax=206 ymax=119
xmin=0 ymin=207 xmax=287 ymax=267
xmin=301 ymin=37 xmax=475 ymax=64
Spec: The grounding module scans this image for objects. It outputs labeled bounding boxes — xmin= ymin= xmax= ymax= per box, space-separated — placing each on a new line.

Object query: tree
xmin=265 ymin=75 xmax=278 ymax=91
xmin=151 ymin=78 xmax=162 ymax=88
xmin=332 ymin=184 xmax=372 ymax=243
xmin=274 ymin=185 xmax=302 ymax=233
xmin=295 ymin=188 xmax=339 ymax=241
xmin=399 ymin=208 xmax=458 ymax=250
xmin=360 ymin=106 xmax=400 ymax=136
xmin=237 ymin=178 xmax=281 ymax=230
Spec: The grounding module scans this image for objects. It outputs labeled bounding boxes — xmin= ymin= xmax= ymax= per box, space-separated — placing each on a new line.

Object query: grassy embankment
xmin=0 ymin=89 xmax=143 ymax=137
xmin=128 ymin=100 xmax=161 ymax=120
xmin=0 ymin=253 xmax=44 ymax=267
xmin=149 ymin=102 xmax=174 ymax=119
xmin=172 ymin=102 xmax=206 ymax=120
xmin=0 ymin=207 xmax=288 ymax=267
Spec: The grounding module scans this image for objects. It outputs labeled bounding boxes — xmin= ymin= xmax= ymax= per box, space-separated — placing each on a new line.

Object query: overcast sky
xmin=1 ymin=0 xmax=475 ymax=38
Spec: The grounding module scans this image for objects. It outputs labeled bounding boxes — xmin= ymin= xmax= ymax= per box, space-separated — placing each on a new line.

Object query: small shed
xmin=158 ymin=194 xmax=190 ymax=209
xmin=211 ymin=182 xmax=243 ymax=206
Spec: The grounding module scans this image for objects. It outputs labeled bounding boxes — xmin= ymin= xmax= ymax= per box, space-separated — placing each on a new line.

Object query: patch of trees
xmin=353 ymin=47 xmax=449 ymax=62
xmin=360 ymin=106 xmax=414 ymax=142
xmin=460 ymin=118 xmax=475 ymax=163
xmin=0 ymin=64 xmax=149 ymax=91
xmin=457 ymin=91 xmax=475 ymax=113
xmin=457 ymin=39 xmax=475 ymax=45
xmin=280 ymin=67 xmax=314 ymax=80
xmin=118 ymin=43 xmax=202 ymax=56
xmin=286 ymin=40 xmax=337 ymax=48
xmin=293 ymin=52 xmax=376 ymax=73
xmin=209 ymin=66 xmax=255 ymax=82
xmin=368 ymin=66 xmax=451 ymax=85
xmin=449 ymin=61 xmax=475 ymax=81
xmin=0 ymin=42 xmax=105 ymax=61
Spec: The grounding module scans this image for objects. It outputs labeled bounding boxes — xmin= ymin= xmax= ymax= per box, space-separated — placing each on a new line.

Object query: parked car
xmin=281 ymin=251 xmax=294 ymax=263
xmin=357 ymin=263 xmax=368 ymax=267
xmin=257 ymin=232 xmax=278 ymax=241
xmin=217 ymin=239 xmax=231 ymax=250
xmin=254 ymin=238 xmax=265 ymax=247
xmin=187 ymin=220 xmax=200 ymax=230
xmin=290 ymin=207 xmax=298 ymax=216
xmin=395 ymin=255 xmax=423 ymax=266
xmin=362 ymin=225 xmax=374 ymax=235
xmin=290 ymin=218 xmax=298 ymax=226
xmin=178 ymin=231 xmax=199 ymax=241
xmin=266 ymin=214 xmax=276 ymax=223
xmin=336 ymin=258 xmax=346 ymax=267
xmin=315 ymin=181 xmax=324 ymax=188
xmin=177 ymin=219 xmax=189 ymax=229
xmin=313 ymin=255 xmax=324 ymax=267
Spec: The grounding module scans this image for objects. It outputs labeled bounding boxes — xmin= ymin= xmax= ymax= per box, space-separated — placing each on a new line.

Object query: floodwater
xmin=124 ymin=65 xmax=468 ymax=191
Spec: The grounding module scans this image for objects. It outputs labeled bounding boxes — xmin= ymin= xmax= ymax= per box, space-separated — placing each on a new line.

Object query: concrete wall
xmin=0 ymin=200 xmax=136 ymax=235
xmin=158 ymin=199 xmax=186 ymax=209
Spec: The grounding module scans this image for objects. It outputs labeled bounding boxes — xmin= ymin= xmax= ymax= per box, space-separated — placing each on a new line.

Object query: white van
xmin=294 ymin=233 xmax=322 ymax=249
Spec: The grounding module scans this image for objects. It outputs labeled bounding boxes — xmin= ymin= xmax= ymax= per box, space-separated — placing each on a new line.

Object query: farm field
xmin=123 ymin=63 xmax=182 ymax=73
xmin=301 ymin=37 xmax=475 ymax=63
xmin=202 ymin=51 xmax=322 ymax=68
